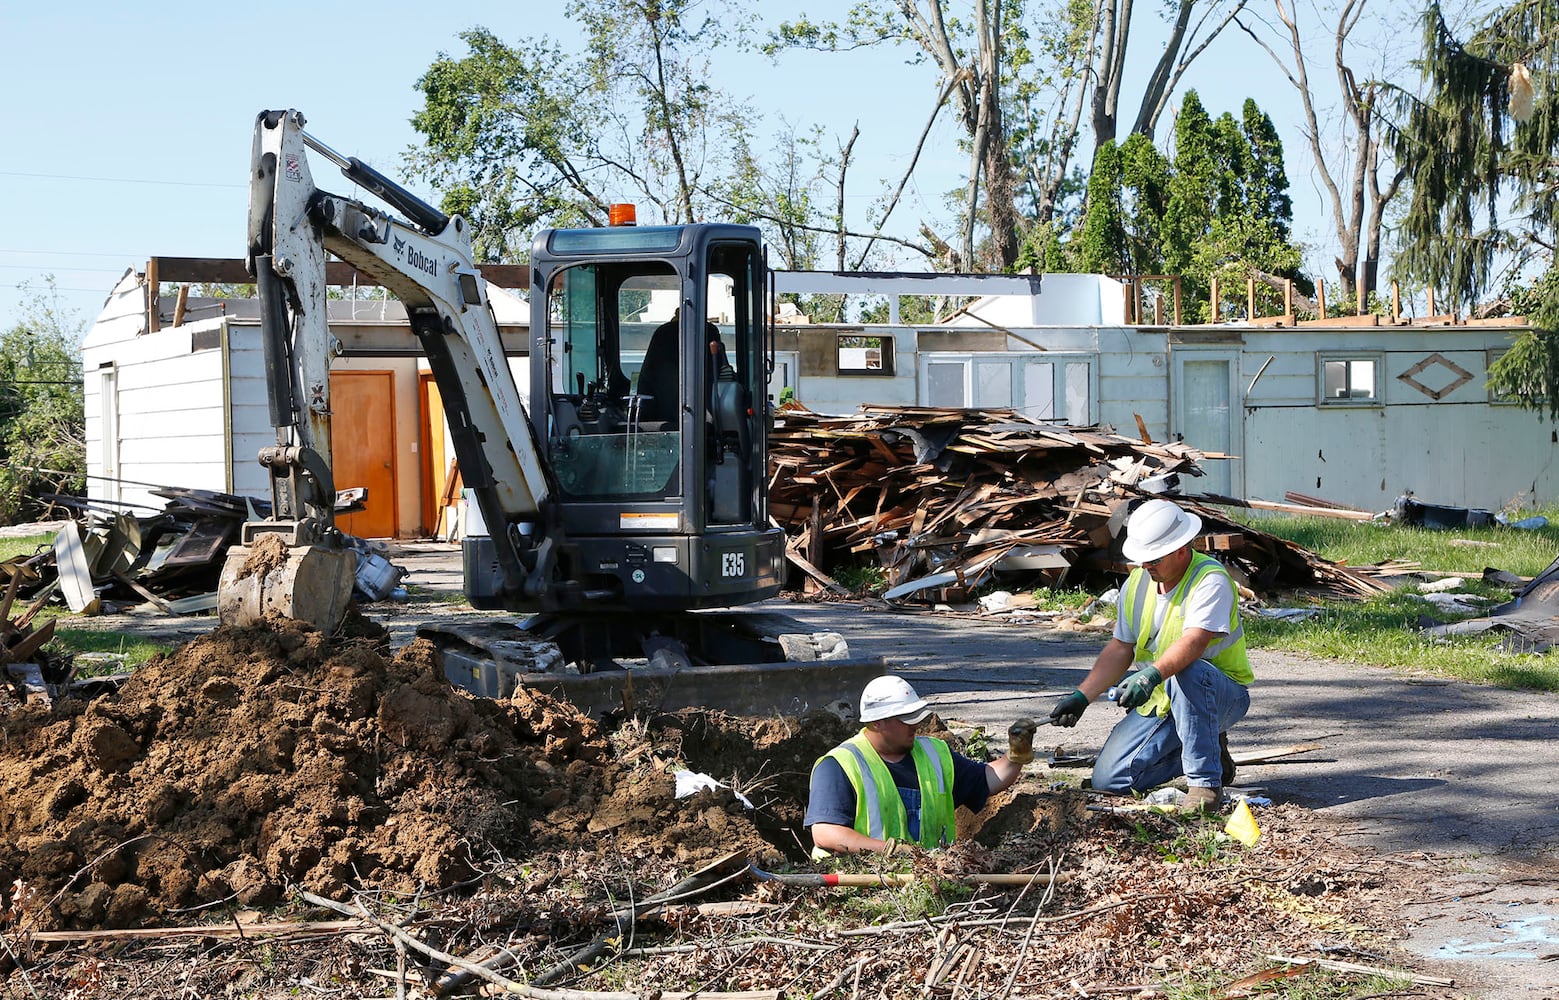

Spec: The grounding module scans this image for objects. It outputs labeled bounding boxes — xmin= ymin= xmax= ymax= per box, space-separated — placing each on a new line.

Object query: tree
xmin=1238 ymin=0 xmax=1406 ymax=309
xmin=1069 ymin=141 xmax=1130 ymax=274
xmin=769 ymin=0 xmax=1251 ymax=274
xmin=1390 ymin=1 xmax=1559 ymax=310
xmin=0 ymin=281 xmax=85 ymax=524
xmin=1088 ymin=0 xmax=1253 ymax=146
xmin=769 ymin=0 xmax=1030 ymax=271
xmin=410 ymin=0 xmax=756 ymax=261
xmin=1388 ymin=1 xmax=1559 ymax=415
xmin=1053 ymin=91 xmax=1305 ymax=321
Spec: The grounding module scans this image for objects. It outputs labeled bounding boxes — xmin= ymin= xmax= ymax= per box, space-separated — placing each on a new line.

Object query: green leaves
xmin=407 ymin=2 xmax=760 ymax=259
xmin=1052 ymin=90 xmax=1302 ymax=322
xmin=1390 ymin=0 xmax=1559 ymax=312
xmin=0 ymin=285 xmax=85 ymax=524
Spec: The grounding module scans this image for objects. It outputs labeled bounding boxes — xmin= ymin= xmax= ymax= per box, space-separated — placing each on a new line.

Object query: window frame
xmin=835 ymin=332 xmax=897 ymax=376
xmin=1316 ymin=352 xmax=1385 ymax=406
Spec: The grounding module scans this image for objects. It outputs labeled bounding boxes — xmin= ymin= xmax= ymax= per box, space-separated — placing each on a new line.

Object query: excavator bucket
xmin=216 ymin=533 xmax=357 ymax=634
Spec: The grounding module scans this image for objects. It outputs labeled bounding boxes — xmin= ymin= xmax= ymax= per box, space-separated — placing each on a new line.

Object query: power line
xmin=0 ymin=264 xmax=129 ymax=273
xmin=0 ymin=248 xmax=145 ymax=258
xmin=1 ymin=283 xmax=111 ymax=293
xmin=0 ymin=169 xmax=243 ymax=190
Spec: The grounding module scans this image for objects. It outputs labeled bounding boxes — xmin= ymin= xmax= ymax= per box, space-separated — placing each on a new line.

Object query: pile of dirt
xmin=0 ymin=618 xmax=854 ymax=931
xmin=0 ymin=619 xmax=1475 ymax=996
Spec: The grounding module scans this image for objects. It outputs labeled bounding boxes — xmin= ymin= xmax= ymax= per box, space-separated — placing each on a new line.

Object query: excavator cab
xmin=467 ymin=222 xmax=784 ymax=616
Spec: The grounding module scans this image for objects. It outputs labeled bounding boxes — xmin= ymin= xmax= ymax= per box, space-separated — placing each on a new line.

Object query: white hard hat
xmin=1121 ymin=499 xmax=1202 ymax=564
xmin=859 ymin=675 xmax=931 ymax=724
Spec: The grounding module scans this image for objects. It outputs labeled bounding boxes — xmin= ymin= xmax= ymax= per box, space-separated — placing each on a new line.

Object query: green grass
xmin=1028 ymin=585 xmax=1095 ymax=612
xmin=0 ymin=533 xmax=53 ymax=563
xmin=1233 ymin=508 xmax=1559 ymax=577
xmin=49 ymin=629 xmax=171 ymax=673
xmin=1235 ymin=510 xmax=1559 ymax=690
xmin=1162 ymin=965 xmax=1413 ymax=999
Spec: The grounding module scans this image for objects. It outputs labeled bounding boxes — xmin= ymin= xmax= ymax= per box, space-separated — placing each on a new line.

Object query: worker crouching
xmin=806 ymin=675 xmax=1032 ymax=856
xmin=1048 ymin=499 xmax=1252 ymax=814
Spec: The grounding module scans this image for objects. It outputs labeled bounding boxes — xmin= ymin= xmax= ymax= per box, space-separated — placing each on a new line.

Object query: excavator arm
xmin=219 ymin=109 xmax=554 ymax=631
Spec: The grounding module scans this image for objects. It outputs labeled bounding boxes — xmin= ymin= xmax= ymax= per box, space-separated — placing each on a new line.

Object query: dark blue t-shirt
xmin=804 ymin=745 xmax=992 ymax=840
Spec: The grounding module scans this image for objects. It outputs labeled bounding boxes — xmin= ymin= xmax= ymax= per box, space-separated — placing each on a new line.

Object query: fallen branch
xmin=1266 ymin=953 xmax=1454 ymax=988
xmin=300 ymin=888 xmax=637 ymax=1000
xmin=839 ymin=896 xmax=1150 ymax=937
xmin=21 ymin=919 xmax=368 ymax=943
xmin=531 ymin=851 xmax=752 ymax=988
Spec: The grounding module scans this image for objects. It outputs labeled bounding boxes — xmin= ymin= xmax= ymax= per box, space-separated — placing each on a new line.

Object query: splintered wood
xmin=767 ymin=405 xmax=1386 ymax=601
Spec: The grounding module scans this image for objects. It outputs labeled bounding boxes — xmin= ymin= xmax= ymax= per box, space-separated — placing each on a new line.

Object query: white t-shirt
xmin=1113 ymin=565 xmax=1234 ymax=655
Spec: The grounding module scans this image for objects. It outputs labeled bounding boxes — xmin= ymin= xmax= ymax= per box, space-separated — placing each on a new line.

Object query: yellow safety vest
xmin=1121 ymin=550 xmax=1252 ymax=717
xmin=818 ymin=731 xmax=958 ymax=849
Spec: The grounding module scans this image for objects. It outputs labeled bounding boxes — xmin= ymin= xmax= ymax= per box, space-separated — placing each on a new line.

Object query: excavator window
xmin=544 ymin=261 xmax=684 ymax=501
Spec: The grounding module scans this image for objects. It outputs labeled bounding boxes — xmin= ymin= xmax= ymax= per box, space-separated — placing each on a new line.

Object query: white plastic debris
xmin=674 ymin=770 xmax=753 ymax=809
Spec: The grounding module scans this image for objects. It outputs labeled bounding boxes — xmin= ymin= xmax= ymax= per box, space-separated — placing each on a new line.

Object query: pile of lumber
xmin=767 ymin=405 xmax=1386 ymax=601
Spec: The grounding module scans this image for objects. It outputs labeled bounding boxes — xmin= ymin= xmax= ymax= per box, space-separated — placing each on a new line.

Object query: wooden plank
xmin=784 ymin=550 xmax=851 ymax=596
xmin=1229 ymin=742 xmax=1326 ymax=766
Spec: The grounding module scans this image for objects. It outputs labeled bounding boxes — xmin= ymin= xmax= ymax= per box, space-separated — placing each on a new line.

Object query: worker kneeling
xmin=806 ymin=675 xmax=1031 ymax=856
xmin=1048 ymin=499 xmax=1252 ymax=815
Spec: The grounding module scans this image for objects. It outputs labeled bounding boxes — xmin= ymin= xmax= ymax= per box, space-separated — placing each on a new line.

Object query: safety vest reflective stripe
xmin=1123 ymin=551 xmax=1251 ymax=716
xmin=822 ymin=731 xmax=958 ymax=848
xmin=837 ymin=740 xmax=886 ymax=839
xmin=915 ymin=736 xmax=949 ymax=794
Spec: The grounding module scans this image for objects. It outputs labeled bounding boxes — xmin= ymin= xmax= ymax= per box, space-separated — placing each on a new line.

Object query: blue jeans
xmin=1092 ymin=659 xmax=1250 ymax=792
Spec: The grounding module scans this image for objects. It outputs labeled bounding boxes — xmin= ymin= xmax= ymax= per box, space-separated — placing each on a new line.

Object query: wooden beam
xmin=171 ymin=284 xmax=189 ymax=327
xmin=145 ymin=256 xmax=160 ymax=333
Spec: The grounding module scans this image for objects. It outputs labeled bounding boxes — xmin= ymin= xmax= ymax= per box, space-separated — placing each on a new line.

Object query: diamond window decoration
xmin=1396 ymin=352 xmax=1474 ymax=401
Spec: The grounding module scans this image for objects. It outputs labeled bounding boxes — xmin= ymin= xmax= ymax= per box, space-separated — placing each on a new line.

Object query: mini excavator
xmin=217 ymin=109 xmax=881 ymax=714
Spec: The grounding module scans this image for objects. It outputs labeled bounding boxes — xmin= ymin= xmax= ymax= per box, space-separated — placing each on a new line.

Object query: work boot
xmin=1181 ymin=785 xmax=1222 ymax=815
xmin=1220 ymin=732 xmax=1237 ymax=787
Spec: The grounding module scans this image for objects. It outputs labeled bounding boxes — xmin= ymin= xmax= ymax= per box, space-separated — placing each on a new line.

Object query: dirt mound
xmin=0 ymin=618 xmax=852 ymax=931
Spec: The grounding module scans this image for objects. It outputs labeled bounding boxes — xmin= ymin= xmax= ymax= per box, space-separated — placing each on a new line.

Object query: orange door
xmin=329 ymin=370 xmax=398 ymax=538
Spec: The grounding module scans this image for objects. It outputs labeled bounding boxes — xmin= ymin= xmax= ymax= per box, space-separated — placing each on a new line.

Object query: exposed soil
xmin=0 ymin=616 xmax=1499 ymax=998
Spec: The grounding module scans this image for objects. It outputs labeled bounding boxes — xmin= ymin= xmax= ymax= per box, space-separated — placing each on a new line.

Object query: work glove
xmin=1048 ymin=690 xmax=1089 ymax=728
xmin=1115 ymin=665 xmax=1163 ymax=710
xmin=1007 ymin=718 xmax=1037 ymax=765
xmin=881 ymin=837 xmax=904 ymax=857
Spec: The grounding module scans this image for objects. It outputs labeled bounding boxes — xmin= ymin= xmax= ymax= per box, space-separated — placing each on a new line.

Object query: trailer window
xmin=1318 ymin=355 xmax=1382 ymax=404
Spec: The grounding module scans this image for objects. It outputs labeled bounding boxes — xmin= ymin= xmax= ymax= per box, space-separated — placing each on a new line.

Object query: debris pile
xmin=9 ymin=487 xmax=405 ymax=621
xmin=768 ymin=406 xmax=1385 ymax=601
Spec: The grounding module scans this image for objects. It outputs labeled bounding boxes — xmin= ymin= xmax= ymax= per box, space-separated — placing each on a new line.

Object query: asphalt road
xmin=775 ymin=600 xmax=1559 ymax=861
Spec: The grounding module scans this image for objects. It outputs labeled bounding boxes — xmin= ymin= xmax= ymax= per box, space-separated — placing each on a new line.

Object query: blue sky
xmin=2 ymin=0 xmax=1359 ymax=337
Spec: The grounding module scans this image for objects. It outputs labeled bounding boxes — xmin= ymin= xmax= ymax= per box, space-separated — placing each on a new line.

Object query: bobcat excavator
xmin=217 ymin=109 xmax=880 ymax=714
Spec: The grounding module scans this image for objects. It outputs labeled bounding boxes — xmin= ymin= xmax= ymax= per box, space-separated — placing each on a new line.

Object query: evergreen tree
xmin=1390 ymin=1 xmax=1559 ymax=415
xmin=1241 ymin=99 xmax=1293 ymax=240
xmin=1070 ymin=142 xmax=1130 ymax=274
xmin=1119 ymin=132 xmax=1171 ymax=274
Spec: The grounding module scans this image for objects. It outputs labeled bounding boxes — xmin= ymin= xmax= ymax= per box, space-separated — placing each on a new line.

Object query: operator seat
xmin=635 ymin=318 xmax=679 ymax=424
